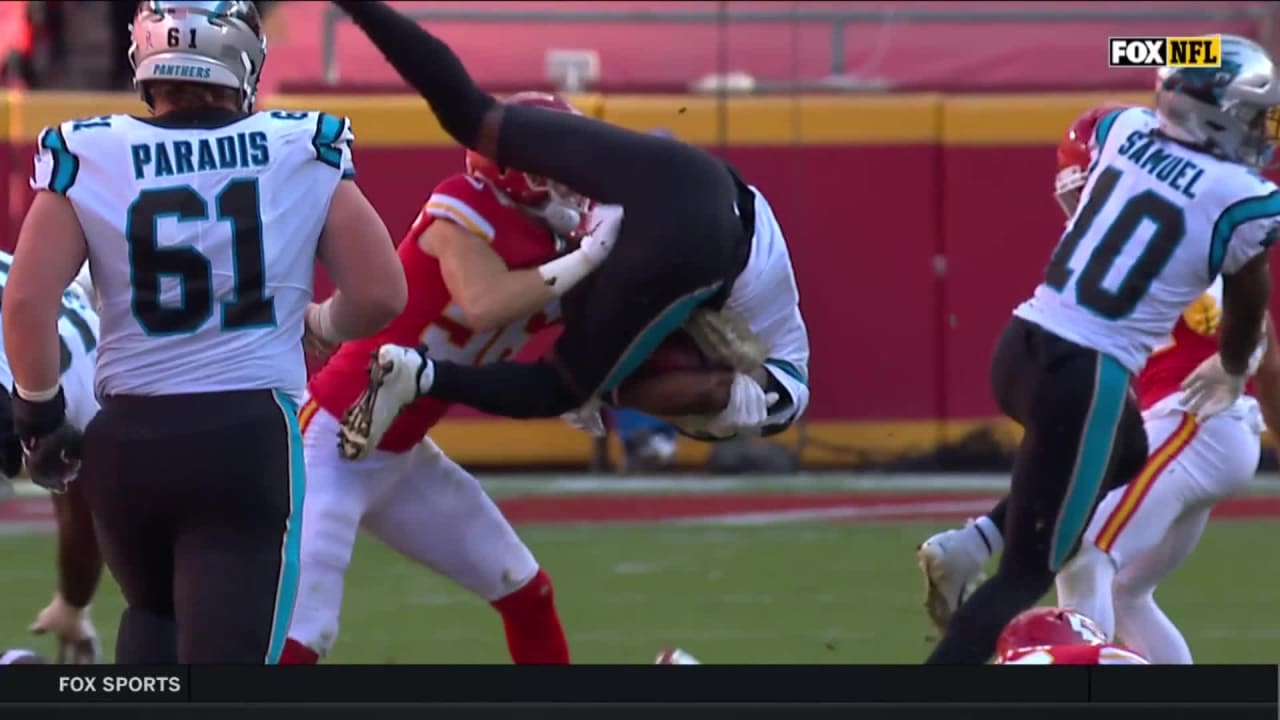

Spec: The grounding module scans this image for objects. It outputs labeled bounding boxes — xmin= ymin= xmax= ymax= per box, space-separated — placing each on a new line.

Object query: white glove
xmin=707 ymin=372 xmax=779 ymax=436
xmin=580 ymin=204 xmax=624 ymax=266
xmin=30 ymin=593 xmax=98 ymax=664
xmin=561 ymin=400 xmax=606 ymax=438
xmin=1180 ymin=353 xmax=1246 ymax=419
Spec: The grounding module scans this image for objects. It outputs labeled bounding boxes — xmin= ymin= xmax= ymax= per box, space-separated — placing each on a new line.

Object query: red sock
xmin=278 ymin=638 xmax=320 ymax=665
xmin=491 ymin=568 xmax=570 ymax=664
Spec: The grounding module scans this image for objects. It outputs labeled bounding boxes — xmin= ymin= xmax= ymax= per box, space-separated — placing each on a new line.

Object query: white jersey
xmin=0 ymin=251 xmax=101 ymax=429
xmin=31 ymin=110 xmax=356 ymax=403
xmin=725 ymin=186 xmax=810 ymax=428
xmin=1015 ymin=107 xmax=1280 ymax=373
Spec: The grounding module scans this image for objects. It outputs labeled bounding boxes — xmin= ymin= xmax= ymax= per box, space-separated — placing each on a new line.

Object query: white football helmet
xmin=129 ymin=1 xmax=267 ymax=113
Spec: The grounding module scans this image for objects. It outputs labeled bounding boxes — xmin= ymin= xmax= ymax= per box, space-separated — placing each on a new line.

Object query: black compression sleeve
xmin=333 ymin=0 xmax=495 ymax=148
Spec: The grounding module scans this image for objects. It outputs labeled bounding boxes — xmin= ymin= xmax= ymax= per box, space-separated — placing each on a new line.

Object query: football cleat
xmin=339 ymin=344 xmax=431 ymax=461
xmin=917 ymin=528 xmax=985 ymax=632
xmin=654 ymin=648 xmax=702 ymax=665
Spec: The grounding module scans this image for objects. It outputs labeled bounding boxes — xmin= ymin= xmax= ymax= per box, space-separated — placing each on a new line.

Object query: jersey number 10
xmin=1045 ymin=166 xmax=1186 ymax=319
xmin=127 ymin=178 xmax=275 ymax=335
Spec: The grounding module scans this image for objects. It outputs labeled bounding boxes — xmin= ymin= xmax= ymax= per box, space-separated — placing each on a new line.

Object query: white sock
xmin=971 ymin=515 xmax=1004 ymax=559
xmin=415 ymin=358 xmax=436 ymax=396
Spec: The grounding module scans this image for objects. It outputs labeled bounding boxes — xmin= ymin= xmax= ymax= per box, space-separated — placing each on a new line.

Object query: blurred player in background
xmin=995 ymin=607 xmax=1148 ymax=665
xmin=920 ymin=102 xmax=1280 ymax=664
xmin=920 ymin=36 xmax=1280 ymax=664
xmin=331 ymin=1 xmax=808 ymax=453
xmin=0 ymin=251 xmax=101 ymax=664
xmin=285 ymin=92 xmax=599 ymax=665
xmin=2 ymin=0 xmax=405 ymax=663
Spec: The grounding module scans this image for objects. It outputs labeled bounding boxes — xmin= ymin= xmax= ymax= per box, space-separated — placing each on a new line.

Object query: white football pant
xmin=1056 ymin=404 xmax=1260 ymax=663
xmin=288 ymin=397 xmax=539 ymax=656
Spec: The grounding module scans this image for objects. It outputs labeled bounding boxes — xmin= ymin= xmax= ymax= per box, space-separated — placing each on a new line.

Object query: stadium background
xmin=2 ymin=1 xmax=1280 ymax=664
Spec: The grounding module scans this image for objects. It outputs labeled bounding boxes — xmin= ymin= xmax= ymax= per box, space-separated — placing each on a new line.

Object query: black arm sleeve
xmin=333 ymin=0 xmax=495 ymax=148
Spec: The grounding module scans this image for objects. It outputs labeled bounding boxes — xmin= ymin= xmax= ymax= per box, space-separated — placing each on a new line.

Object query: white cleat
xmin=339 ymin=344 xmax=429 ymax=461
xmin=655 ymin=647 xmax=702 ymax=665
xmin=917 ymin=528 xmax=985 ymax=633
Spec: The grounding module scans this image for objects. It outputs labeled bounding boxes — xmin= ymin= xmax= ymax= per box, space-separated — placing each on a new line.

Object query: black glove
xmin=11 ymin=387 xmax=82 ymax=493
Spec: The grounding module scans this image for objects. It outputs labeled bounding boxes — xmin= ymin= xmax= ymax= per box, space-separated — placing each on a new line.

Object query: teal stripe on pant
xmin=1049 ymin=354 xmax=1129 ymax=572
xmin=596 ymin=282 xmax=723 ymax=394
xmin=266 ymin=390 xmax=307 ymax=664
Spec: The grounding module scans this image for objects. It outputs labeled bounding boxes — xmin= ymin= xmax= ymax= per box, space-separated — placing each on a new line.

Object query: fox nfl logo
xmin=1108 ymin=36 xmax=1222 ymax=68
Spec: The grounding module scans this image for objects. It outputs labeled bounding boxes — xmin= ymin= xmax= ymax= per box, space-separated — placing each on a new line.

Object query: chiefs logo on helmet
xmin=465 ymin=92 xmax=595 ymax=241
xmin=996 ymin=606 xmax=1107 ymax=659
xmin=1055 ymin=103 xmax=1137 ymax=217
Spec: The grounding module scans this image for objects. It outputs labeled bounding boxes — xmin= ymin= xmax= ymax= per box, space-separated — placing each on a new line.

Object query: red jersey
xmin=308 ymin=173 xmax=562 ymax=452
xmin=999 ymin=644 xmax=1148 ymax=665
xmin=1135 ymin=277 xmax=1262 ymax=411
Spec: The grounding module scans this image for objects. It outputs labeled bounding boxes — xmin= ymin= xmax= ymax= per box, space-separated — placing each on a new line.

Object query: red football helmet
xmin=464 ymin=91 xmax=595 ymax=240
xmin=1055 ymin=103 xmax=1135 ymax=218
xmin=996 ymin=607 xmax=1107 ymax=660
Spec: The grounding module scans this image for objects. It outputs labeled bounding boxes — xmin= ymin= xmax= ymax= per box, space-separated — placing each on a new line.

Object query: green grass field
xmin=1 ymin=474 xmax=1277 ymax=664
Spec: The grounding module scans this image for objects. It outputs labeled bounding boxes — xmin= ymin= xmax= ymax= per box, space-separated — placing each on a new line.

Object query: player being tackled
xmin=289 ymin=92 xmax=600 ymax=665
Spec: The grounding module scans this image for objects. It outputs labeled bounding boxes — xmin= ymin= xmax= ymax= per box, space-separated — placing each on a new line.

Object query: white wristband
xmin=14 ymin=384 xmax=60 ymax=402
xmin=538 ymin=248 xmax=597 ymax=297
xmin=306 ymin=300 xmax=345 ymax=344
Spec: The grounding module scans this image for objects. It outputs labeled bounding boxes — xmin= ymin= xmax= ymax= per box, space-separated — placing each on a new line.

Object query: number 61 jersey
xmin=30 ymin=110 xmax=355 ymax=403
xmin=1016 ymin=106 xmax=1280 ymax=374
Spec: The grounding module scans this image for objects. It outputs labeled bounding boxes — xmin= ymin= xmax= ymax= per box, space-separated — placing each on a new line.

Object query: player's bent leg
xmin=927 ymin=319 xmax=1139 ymax=664
xmin=290 ymin=401 xmax=403 ymax=659
xmin=362 ymin=439 xmax=569 ymax=664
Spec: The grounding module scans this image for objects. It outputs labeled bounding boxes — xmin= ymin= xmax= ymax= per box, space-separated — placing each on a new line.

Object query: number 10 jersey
xmin=31 ymin=110 xmax=356 ymax=403
xmin=1016 ymin=106 xmax=1280 ymax=374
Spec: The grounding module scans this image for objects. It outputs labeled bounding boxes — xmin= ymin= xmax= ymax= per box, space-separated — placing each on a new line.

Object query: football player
xmin=3 ymin=0 xmax=406 ymax=663
xmin=919 ymin=102 xmax=1280 ymax=665
xmin=922 ymin=36 xmax=1280 ymax=664
xmin=996 ymin=607 xmax=1148 ymax=665
xmin=283 ymin=92 xmax=606 ymax=665
xmin=328 ymin=0 xmax=809 ymax=453
xmin=0 ymin=252 xmax=102 ymax=664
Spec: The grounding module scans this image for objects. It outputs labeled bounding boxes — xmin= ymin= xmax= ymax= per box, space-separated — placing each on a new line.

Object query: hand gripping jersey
xmin=32 ymin=110 xmax=356 ymax=403
xmin=998 ymin=644 xmax=1149 ymax=665
xmin=0 ymin=250 xmax=100 ymax=429
xmin=1136 ymin=275 xmax=1268 ymax=418
xmin=1016 ymin=107 xmax=1280 ymax=373
xmin=308 ymin=173 xmax=563 ymax=452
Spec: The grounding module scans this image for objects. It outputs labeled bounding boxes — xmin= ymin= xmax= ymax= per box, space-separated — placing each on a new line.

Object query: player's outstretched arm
xmin=1220 ymin=251 xmax=1271 ymax=375
xmin=31 ymin=483 xmax=102 ymax=664
xmin=310 ymin=181 xmax=407 ymax=345
xmin=426 ymin=221 xmax=555 ymax=332
xmin=332 ymin=1 xmax=497 ymax=153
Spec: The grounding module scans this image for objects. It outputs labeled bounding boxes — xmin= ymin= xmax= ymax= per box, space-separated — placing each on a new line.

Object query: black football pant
xmin=79 ymin=390 xmax=304 ymax=664
xmin=925 ymin=316 xmax=1147 ymax=664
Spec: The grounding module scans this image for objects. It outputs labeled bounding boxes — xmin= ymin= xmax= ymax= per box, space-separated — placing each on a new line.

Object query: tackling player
xmin=0 ymin=252 xmax=102 ymax=664
xmin=282 ymin=92 xmax=602 ymax=665
xmin=328 ymin=0 xmax=809 ymax=454
xmin=923 ymin=36 xmax=1280 ymax=664
xmin=996 ymin=607 xmax=1148 ymax=665
xmin=3 ymin=0 xmax=406 ymax=663
xmin=920 ymin=102 xmax=1280 ymax=665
